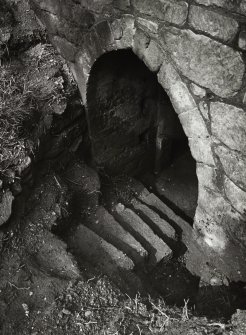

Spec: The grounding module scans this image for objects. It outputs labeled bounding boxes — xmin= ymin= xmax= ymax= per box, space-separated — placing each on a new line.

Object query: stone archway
xmin=30 ymin=1 xmax=246 ymax=284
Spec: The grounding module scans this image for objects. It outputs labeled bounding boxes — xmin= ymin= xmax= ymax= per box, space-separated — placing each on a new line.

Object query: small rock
xmin=17 ymin=156 xmax=31 ymax=175
xmin=190 ymin=83 xmax=206 ymax=98
xmin=84 ymin=310 xmax=92 ymax=317
xmin=3 ymin=170 xmax=15 ymax=184
xmin=0 ymin=190 xmax=14 ymax=226
xmin=239 ymin=31 xmax=246 ymax=50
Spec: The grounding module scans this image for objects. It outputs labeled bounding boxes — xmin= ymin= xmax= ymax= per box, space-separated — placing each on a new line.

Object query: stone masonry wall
xmin=30 ymin=0 xmax=246 ymax=283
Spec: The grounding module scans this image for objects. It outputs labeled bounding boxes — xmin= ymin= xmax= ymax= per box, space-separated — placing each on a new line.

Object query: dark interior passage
xmin=87 ymin=49 xmax=198 ymax=219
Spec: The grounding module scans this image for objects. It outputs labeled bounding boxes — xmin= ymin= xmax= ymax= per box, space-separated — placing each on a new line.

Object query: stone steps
xmin=68 ymin=177 xmax=192 ymax=290
xmin=111 ymin=203 xmax=173 ymax=267
xmin=129 ymin=198 xmax=177 ymax=248
xmin=68 ymin=224 xmax=143 ymax=292
xmin=85 ymin=206 xmax=148 ymax=266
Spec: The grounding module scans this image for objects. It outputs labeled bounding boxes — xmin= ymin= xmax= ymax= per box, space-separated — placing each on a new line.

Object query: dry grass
xmin=0 ymin=68 xmax=36 ymax=174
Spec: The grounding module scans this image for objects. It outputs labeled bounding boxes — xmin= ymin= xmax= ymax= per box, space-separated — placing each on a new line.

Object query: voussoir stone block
xmin=50 ymin=35 xmax=78 ymax=62
xmin=215 ymin=145 xmax=246 ymax=191
xmin=136 ymin=17 xmax=158 ymax=35
xmin=132 ymin=0 xmax=188 ymax=26
xmin=160 ymin=27 xmax=245 ymax=98
xmin=210 ymin=102 xmax=246 ymax=153
xmin=189 ymin=5 xmax=238 ymax=42
xmin=115 ymin=15 xmax=136 ymax=49
xmin=142 ymin=40 xmax=163 ymax=72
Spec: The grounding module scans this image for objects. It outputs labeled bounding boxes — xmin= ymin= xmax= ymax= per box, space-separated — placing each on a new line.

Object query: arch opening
xmin=87 ymin=49 xmax=198 ymax=220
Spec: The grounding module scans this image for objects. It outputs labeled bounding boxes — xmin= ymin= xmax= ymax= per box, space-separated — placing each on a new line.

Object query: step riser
xmin=129 ymin=199 xmax=178 ymax=249
xmin=112 ymin=205 xmax=173 ymax=267
xmin=85 ymin=207 xmax=148 ymax=266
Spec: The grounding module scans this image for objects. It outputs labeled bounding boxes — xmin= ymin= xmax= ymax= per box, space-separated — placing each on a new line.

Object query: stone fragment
xmin=132 ymin=0 xmax=188 ymax=26
xmin=190 ymin=83 xmax=206 ymax=98
xmin=239 ymin=31 xmax=246 ymax=50
xmin=160 ymin=27 xmax=245 ymax=98
xmin=113 ymin=204 xmax=172 ymax=266
xmin=87 ymin=206 xmax=147 ymax=265
xmin=224 ymin=176 xmax=246 ymax=215
xmin=189 ymin=5 xmax=238 ymax=42
xmin=215 ymin=145 xmax=246 ymax=191
xmin=0 ymin=190 xmax=14 ymax=226
xmin=50 ymin=35 xmax=78 ymax=62
xmin=198 ymin=101 xmax=209 ymax=120
xmin=136 ymin=17 xmax=158 ymax=34
xmin=210 ymin=102 xmax=246 ymax=153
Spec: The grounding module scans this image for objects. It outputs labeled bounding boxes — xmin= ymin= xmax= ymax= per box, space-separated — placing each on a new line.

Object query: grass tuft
xmin=0 ymin=68 xmax=36 ymax=174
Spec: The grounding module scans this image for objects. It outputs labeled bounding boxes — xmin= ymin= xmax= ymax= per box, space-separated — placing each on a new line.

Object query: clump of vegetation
xmin=0 ymin=68 xmax=35 ymax=174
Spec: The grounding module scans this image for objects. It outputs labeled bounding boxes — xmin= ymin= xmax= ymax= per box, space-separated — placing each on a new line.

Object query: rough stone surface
xmin=239 ymin=31 xmax=246 ymax=50
xmin=158 ymin=72 xmax=215 ymax=166
xmin=142 ymin=39 xmax=163 ymax=72
xmin=36 ymin=231 xmax=80 ymax=279
xmin=224 ymin=176 xmax=246 ymax=215
xmin=87 ymin=206 xmax=148 ymax=265
xmin=196 ymin=163 xmax=218 ymax=191
xmin=136 ymin=17 xmax=158 ymax=34
xmin=210 ymin=102 xmax=246 ymax=153
xmin=138 ymin=192 xmax=193 ymax=245
xmin=194 ymin=0 xmax=238 ymax=10
xmin=130 ymin=198 xmax=177 ymax=243
xmin=115 ymin=15 xmax=136 ymax=49
xmin=0 ymin=190 xmax=14 ymax=226
xmin=215 ymin=145 xmax=246 ymax=191
xmin=132 ymin=0 xmax=188 ymax=26
xmin=50 ymin=35 xmax=78 ymax=62
xmin=113 ymin=203 xmax=172 ymax=266
xmin=161 ymin=27 xmax=245 ymax=98
xmin=198 ymin=101 xmax=209 ymax=120
xmin=189 ymin=5 xmax=238 ymax=42
xmin=190 ymin=83 xmax=206 ymax=98
xmin=70 ymin=224 xmax=135 ymax=273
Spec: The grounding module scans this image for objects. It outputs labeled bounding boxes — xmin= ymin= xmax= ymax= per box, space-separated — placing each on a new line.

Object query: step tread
xmin=87 ymin=206 xmax=148 ymax=265
xmin=69 ymin=224 xmax=144 ymax=292
xmin=130 ymin=198 xmax=176 ymax=242
xmin=138 ymin=192 xmax=192 ymax=244
xmin=112 ymin=203 xmax=172 ymax=266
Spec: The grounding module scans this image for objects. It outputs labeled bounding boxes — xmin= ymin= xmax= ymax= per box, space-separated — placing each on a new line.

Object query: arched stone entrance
xmin=86 ymin=48 xmax=198 ymax=219
xmin=31 ymin=0 xmax=246 ymax=284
